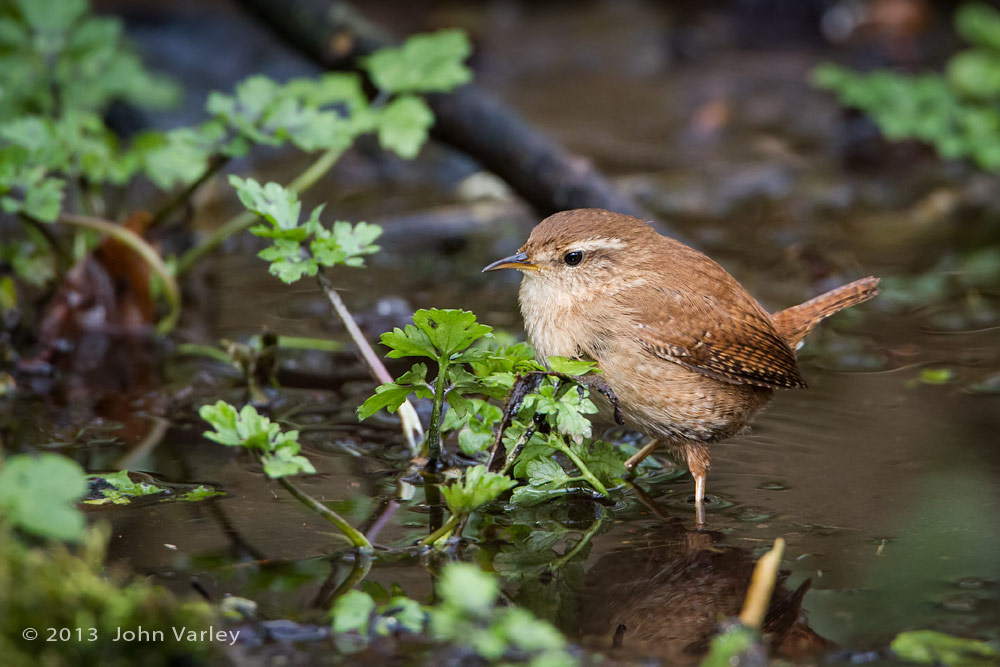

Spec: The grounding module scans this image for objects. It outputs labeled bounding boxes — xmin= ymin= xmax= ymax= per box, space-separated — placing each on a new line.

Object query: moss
xmin=0 ymin=521 xmax=222 ymax=667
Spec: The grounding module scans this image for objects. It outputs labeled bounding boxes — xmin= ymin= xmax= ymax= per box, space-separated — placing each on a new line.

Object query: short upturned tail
xmin=773 ymin=277 xmax=880 ymax=349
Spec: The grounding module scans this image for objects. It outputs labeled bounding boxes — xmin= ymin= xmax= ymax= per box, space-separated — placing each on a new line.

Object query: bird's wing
xmin=626 ymin=284 xmax=806 ymax=390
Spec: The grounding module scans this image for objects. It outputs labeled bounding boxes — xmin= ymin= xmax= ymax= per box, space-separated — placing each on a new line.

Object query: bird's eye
xmin=563 ymin=251 xmax=583 ymax=266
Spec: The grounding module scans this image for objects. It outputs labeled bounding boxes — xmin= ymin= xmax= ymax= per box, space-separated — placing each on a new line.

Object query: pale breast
xmin=518 ymin=276 xmax=594 ymax=361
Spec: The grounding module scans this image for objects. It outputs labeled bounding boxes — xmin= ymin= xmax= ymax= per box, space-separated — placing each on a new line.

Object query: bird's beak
xmin=481 ymin=250 xmax=538 ymax=273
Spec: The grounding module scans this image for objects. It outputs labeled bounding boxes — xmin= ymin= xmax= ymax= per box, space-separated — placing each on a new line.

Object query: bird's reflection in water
xmin=578 ymin=518 xmax=830 ymax=663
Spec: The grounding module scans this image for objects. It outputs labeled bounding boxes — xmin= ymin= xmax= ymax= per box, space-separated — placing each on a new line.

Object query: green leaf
xmin=449 ymin=398 xmax=503 ymax=455
xmin=378 ymin=309 xmax=492 ymax=361
xmin=88 ymin=470 xmax=164 ymax=504
xmin=376 ymin=95 xmax=434 ymax=159
xmin=569 ymin=440 xmax=626 ymax=485
xmin=918 ymin=367 xmax=955 ymax=384
xmin=499 ymin=607 xmax=567 ymax=653
xmin=231 ymin=175 xmax=301 ymax=230
xmin=701 ymin=623 xmax=762 ymax=667
xmin=362 ymin=29 xmax=472 ymax=94
xmin=438 ymin=465 xmax=517 ymax=515
xmin=415 ymin=309 xmax=493 ymax=358
xmin=357 ymin=376 xmax=432 ymax=421
xmin=435 ymin=562 xmax=499 ymax=617
xmin=890 ymin=630 xmax=1000 ymax=666
xmin=199 ymin=401 xmax=313 ymax=478
xmin=310 ymin=220 xmax=382 ymax=268
xmin=379 ymin=325 xmax=437 ymax=359
xmin=261 ymin=448 xmax=316 ymax=478
xmin=16 ymin=0 xmax=87 ymax=34
xmin=524 ymin=458 xmax=572 ymax=486
xmin=233 ymin=177 xmax=382 ymax=281
xmin=177 ymin=486 xmax=224 ymax=502
xmin=509 ymin=483 xmax=575 ymax=507
xmin=331 ymin=589 xmax=376 ymax=634
xmin=286 ymin=72 xmax=367 ymax=109
xmin=0 ymin=454 xmax=87 ymax=541
xmin=546 ymin=356 xmax=600 ymax=376
xmin=374 ymin=597 xmax=426 ymax=636
xmin=521 ymin=381 xmax=597 ymax=439
xmin=133 ymin=125 xmax=220 ymax=190
xmin=947 ymin=50 xmax=1000 ymax=100
xmin=955 ymin=3 xmax=1000 ymax=52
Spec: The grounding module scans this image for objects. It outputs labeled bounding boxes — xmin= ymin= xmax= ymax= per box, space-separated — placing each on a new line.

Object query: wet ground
xmin=9 ymin=0 xmax=1000 ymax=663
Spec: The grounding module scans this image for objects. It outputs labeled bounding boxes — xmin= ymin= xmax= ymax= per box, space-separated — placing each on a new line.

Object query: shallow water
xmin=66 ymin=230 xmax=998 ymax=662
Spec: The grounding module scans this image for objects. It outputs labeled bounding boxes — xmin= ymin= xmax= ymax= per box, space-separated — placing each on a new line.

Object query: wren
xmin=483 ymin=208 xmax=879 ymax=523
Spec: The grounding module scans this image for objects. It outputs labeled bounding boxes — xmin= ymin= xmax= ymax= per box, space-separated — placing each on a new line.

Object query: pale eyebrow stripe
xmin=570 ymin=237 xmax=625 ymax=252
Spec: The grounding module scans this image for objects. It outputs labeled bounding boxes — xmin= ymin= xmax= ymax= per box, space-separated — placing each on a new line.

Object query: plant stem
xmin=419 ymin=514 xmax=460 ymax=547
xmin=274 ymin=474 xmax=373 ymax=551
xmin=175 ymin=145 xmax=344 ymax=275
xmin=317 ymin=270 xmax=423 ymax=453
xmin=329 ymin=549 xmax=373 ymax=600
xmin=553 ymin=439 xmax=609 ymax=497
xmin=56 ymin=213 xmax=181 ymax=334
xmin=424 ymin=356 xmax=449 ymax=464
xmin=175 ymin=343 xmax=236 ymax=366
xmin=550 ymin=513 xmax=603 ymax=572
xmin=150 ymin=154 xmax=229 ymax=228
xmin=272 ymin=335 xmax=344 ymax=352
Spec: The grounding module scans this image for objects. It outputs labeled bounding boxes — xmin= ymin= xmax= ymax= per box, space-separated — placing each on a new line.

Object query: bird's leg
xmin=624 ymin=439 xmax=659 ymax=472
xmin=686 ymin=445 xmax=710 ymax=527
xmin=693 ymin=472 xmax=706 ymax=527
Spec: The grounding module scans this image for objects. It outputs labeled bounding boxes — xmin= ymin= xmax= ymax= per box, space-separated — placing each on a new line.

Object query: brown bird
xmin=483 ymin=209 xmax=878 ymax=523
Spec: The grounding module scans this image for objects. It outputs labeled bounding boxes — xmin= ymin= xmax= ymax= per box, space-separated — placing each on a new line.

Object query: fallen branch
xmin=234 ymin=0 xmax=670 ymax=227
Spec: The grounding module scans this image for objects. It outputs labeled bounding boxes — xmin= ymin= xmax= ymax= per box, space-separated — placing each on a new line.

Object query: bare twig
xmin=150 ymin=154 xmax=229 ymax=228
xmin=739 ymin=537 xmax=786 ymax=629
xmin=316 ymin=269 xmax=423 ymax=453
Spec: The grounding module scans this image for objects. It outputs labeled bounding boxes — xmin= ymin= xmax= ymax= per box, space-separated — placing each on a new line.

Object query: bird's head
xmin=482 ymin=208 xmax=658 ymax=299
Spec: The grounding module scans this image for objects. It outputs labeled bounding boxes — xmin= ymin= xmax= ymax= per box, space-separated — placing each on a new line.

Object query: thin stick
xmin=150 ymin=154 xmax=229 ymax=228
xmin=317 ymin=270 xmax=423 ymax=453
xmin=739 ymin=537 xmax=786 ymax=629
xmin=114 ymin=416 xmax=171 ymax=471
